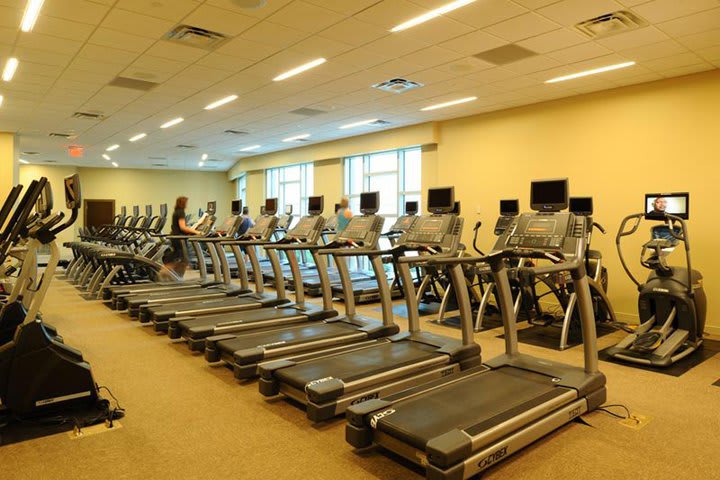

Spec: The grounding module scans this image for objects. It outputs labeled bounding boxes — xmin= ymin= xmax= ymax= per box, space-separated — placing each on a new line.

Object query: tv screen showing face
xmin=427 ymin=187 xmax=454 ymax=212
xmin=207 ymin=201 xmax=216 ymax=214
xmin=645 ymin=193 xmax=689 ymax=220
xmin=530 ymin=178 xmax=568 ymax=211
xmin=360 ymin=192 xmax=379 ymax=211
xmin=308 ymin=196 xmax=323 ymax=213
xmin=569 ymin=197 xmax=593 ymax=216
xmin=499 ymin=199 xmax=519 ymax=216
xmin=405 ymin=201 xmax=418 ymax=215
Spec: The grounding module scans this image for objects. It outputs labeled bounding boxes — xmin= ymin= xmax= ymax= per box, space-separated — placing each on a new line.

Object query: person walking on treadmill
xmin=337 ymin=197 xmax=353 ymax=233
xmin=166 ymin=196 xmax=201 ymax=277
xmin=238 ymin=206 xmax=254 ymax=236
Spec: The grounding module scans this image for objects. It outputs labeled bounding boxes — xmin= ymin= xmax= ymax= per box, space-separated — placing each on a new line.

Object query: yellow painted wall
xmin=314 ymin=158 xmax=343 ymax=212
xmin=0 ymin=132 xmax=19 ymax=199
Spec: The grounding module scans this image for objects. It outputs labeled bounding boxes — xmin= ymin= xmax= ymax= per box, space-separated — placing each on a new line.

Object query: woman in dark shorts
xmin=166 ymin=196 xmax=201 ymax=277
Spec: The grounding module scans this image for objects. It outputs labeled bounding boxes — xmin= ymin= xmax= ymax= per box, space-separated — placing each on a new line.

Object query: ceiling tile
xmin=676 ymin=28 xmax=720 ymax=50
xmin=363 ymin=35 xmax=430 ymax=58
xmin=596 ymin=26 xmax=670 ymax=51
xmin=182 ymin=4 xmax=259 ymax=36
xmin=537 ymin=0 xmax=624 ymax=26
xmin=122 ymin=55 xmax=190 ymax=83
xmin=77 ymin=44 xmax=140 ymax=65
xmin=631 ymin=0 xmax=719 ymax=24
xmin=484 ymin=12 xmax=561 ymax=42
xmin=0 ymin=5 xmax=21 ymax=29
xmin=465 ymin=66 xmax=518 ymax=83
xmin=240 ymin=21 xmax=308 ymax=48
xmin=620 ymin=39 xmax=688 ymax=61
xmin=320 ymin=17 xmax=390 ymax=47
xmin=435 ymin=56 xmax=496 ymax=75
xmin=195 ymin=52 xmax=255 ymax=72
xmin=33 ymin=15 xmax=95 ymax=42
xmin=440 ymin=30 xmax=508 ymax=55
xmin=291 ymin=35 xmax=355 ymax=58
xmin=444 ymin=0 xmax=528 ymax=29
xmin=401 ymin=46 xmax=465 ymax=69
xmin=0 ymin=25 xmax=16 ymax=45
xmin=42 ymin=0 xmax=111 ymax=24
xmin=102 ymin=9 xmax=176 ymax=39
xmin=16 ymin=32 xmax=83 ymax=56
xmin=547 ymin=41 xmax=613 ymax=63
xmin=12 ymin=46 xmax=73 ymax=66
xmin=206 ymin=0 xmax=294 ymax=19
xmin=514 ymin=0 xmax=561 ymax=8
xmin=517 ymin=28 xmax=587 ymax=53
xmin=89 ymin=28 xmax=156 ymax=53
xmin=115 ymin=0 xmax=201 ymax=22
xmin=145 ymin=41 xmax=208 ymax=63
xmin=267 ymin=1 xmax=346 ymax=33
xmin=658 ymin=62 xmax=715 ymax=77
xmin=355 ymin=0 xmax=428 ymax=30
xmin=697 ymin=44 xmax=720 ymax=61
xmin=503 ymin=54 xmax=562 ymax=74
xmin=642 ymin=51 xmax=707 ymax=70
xmin=333 ymin=48 xmax=393 ymax=70
xmin=217 ymin=36 xmax=280 ymax=60
xmin=304 ymin=0 xmax=379 ymax=16
xmin=395 ymin=15 xmax=475 ymax=45
xmin=657 ymin=7 xmax=720 ymax=37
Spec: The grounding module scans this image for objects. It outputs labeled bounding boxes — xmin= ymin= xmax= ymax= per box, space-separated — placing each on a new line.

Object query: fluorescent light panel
xmin=391 ymin=0 xmax=475 ymax=32
xmin=2 ymin=58 xmax=19 ymax=82
xmin=545 ymin=61 xmax=636 ymax=84
xmin=19 ymin=158 xmax=29 ymax=164
xmin=198 ymin=161 xmax=204 ymax=167
xmin=106 ymin=144 xmax=120 ymax=151
xmin=240 ymin=145 xmax=261 ymax=152
xmin=421 ymin=96 xmax=477 ymax=111
xmin=0 ymin=95 xmax=3 ymax=107
xmin=282 ymin=134 xmax=310 ymax=142
xmin=273 ymin=58 xmax=326 ymax=81
xmin=21 ymin=0 xmax=44 ymax=32
xmin=102 ymin=154 xmax=111 ymax=161
xmin=129 ymin=133 xmax=146 ymax=142
xmin=204 ymin=94 xmax=238 ymax=110
xmin=160 ymin=117 xmax=184 ymax=128
xmin=111 ymin=162 xmax=118 ymax=167
xmin=339 ymin=119 xmax=378 ymax=130
xmin=201 ymin=153 xmax=208 ymax=161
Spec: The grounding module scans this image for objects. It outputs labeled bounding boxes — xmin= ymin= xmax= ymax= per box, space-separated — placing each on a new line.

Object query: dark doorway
xmin=84 ymin=199 xmax=115 ymax=229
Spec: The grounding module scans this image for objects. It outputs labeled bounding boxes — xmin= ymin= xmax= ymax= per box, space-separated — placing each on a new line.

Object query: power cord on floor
xmin=596 ymin=403 xmax=636 ymax=422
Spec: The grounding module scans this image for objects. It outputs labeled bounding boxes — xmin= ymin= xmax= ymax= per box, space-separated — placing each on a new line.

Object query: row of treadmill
xmin=64 ymin=178 xmax=706 ymax=480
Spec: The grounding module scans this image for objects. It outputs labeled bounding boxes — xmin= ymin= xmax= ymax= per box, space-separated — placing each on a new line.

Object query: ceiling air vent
xmin=44 ymin=160 xmax=57 ymax=163
xmin=575 ymin=11 xmax=647 ymax=39
xmin=176 ymin=144 xmax=197 ymax=149
xmin=372 ymin=78 xmax=424 ymax=94
xmin=108 ymin=76 xmax=159 ymax=91
xmin=148 ymin=156 xmax=167 ymax=160
xmin=164 ymin=25 xmax=230 ymax=51
xmin=369 ymin=120 xmax=391 ymax=126
xmin=49 ymin=132 xmax=76 ymax=139
xmin=72 ymin=111 xmax=104 ymax=120
xmin=224 ymin=129 xmax=248 ymax=135
xmin=289 ymin=107 xmax=327 ymax=117
xmin=21 ymin=151 xmax=40 ymax=156
xmin=474 ymin=44 xmax=537 ymax=65
xmin=151 ymin=163 xmax=168 ymax=167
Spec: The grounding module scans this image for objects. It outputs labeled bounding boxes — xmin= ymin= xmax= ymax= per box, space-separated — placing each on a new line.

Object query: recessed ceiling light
xmin=391 ymin=0 xmax=475 ymax=32
xmin=239 ymin=145 xmax=261 ymax=152
xmin=282 ymin=133 xmax=311 ymax=142
xmin=545 ymin=61 xmax=636 ymax=83
xmin=2 ymin=58 xmax=19 ymax=82
xmin=20 ymin=0 xmax=45 ymax=32
xmin=129 ymin=133 xmax=147 ymax=142
xmin=111 ymin=162 xmax=119 ymax=167
xmin=339 ymin=119 xmax=379 ymax=130
xmin=198 ymin=161 xmax=205 ymax=167
xmin=0 ymin=95 xmax=3 ymax=107
xmin=421 ymin=96 xmax=477 ymax=111
xmin=102 ymin=154 xmax=111 ymax=161
xmin=273 ymin=58 xmax=326 ymax=81
xmin=201 ymin=153 xmax=208 ymax=161
xmin=106 ymin=144 xmax=120 ymax=151
xmin=19 ymin=158 xmax=29 ymax=164
xmin=204 ymin=94 xmax=238 ymax=110
xmin=161 ymin=117 xmax=184 ymax=128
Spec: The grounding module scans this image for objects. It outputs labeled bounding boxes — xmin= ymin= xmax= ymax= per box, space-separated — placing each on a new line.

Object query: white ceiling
xmin=1 ymin=0 xmax=719 ymax=171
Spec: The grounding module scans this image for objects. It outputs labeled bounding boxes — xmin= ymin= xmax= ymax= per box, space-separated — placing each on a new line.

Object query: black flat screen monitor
xmin=206 ymin=201 xmax=216 ymax=214
xmin=530 ymin=178 xmax=568 ymax=212
xmin=334 ymin=203 xmax=341 ymax=213
xmin=265 ymin=198 xmax=278 ymax=215
xmin=360 ymin=192 xmax=379 ymax=214
xmin=427 ymin=187 xmax=454 ymax=214
xmin=645 ymin=192 xmax=689 ymax=220
xmin=405 ymin=201 xmax=418 ymax=215
xmin=499 ymin=199 xmax=519 ymax=216
xmin=569 ymin=197 xmax=593 ymax=216
xmin=231 ymin=199 xmax=242 ymax=215
xmin=308 ymin=196 xmax=323 ymax=214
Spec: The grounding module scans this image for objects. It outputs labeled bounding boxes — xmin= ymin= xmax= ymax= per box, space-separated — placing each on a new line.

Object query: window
xmin=344 ymin=147 xmax=422 ymax=231
xmin=236 ymin=174 xmax=247 ymax=207
xmin=265 ymin=163 xmax=314 ymax=221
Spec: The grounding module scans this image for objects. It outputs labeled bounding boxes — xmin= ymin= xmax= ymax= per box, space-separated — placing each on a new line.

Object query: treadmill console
xmin=397 ymin=214 xmax=462 ymax=253
xmin=499 ymin=212 xmax=585 ymax=258
xmin=389 ymin=215 xmax=417 ymax=233
xmin=286 ymin=215 xmax=326 ymax=242
xmin=244 ymin=215 xmax=280 ymax=240
xmin=336 ymin=215 xmax=384 ymax=245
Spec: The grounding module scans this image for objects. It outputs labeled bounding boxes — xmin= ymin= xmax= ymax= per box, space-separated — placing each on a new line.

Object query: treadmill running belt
xmin=375 ymin=367 xmax=569 ymax=451
xmin=151 ymin=294 xmax=274 ymax=316
xmin=276 ymin=342 xmax=440 ymax=390
xmin=217 ymin=321 xmax=363 ymax=356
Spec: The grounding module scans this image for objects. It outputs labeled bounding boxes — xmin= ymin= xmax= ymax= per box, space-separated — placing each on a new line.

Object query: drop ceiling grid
xmin=0 ymin=0 xmax=717 ymax=169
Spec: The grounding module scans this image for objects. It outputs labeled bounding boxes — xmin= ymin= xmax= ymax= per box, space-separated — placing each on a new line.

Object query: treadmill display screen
xmin=249 ymin=216 xmax=273 ymax=235
xmin=500 ymin=199 xmax=519 ymax=216
xmin=308 ymin=196 xmax=323 ymax=214
xmin=265 ymin=198 xmax=278 ymax=214
xmin=232 ymin=199 xmax=241 ymax=215
xmin=397 ymin=217 xmax=414 ymax=228
xmin=531 ymin=179 xmax=568 ymax=211
xmin=525 ymin=219 xmax=556 ymax=234
xmin=418 ymin=218 xmax=443 ymax=231
xmin=428 ymin=188 xmax=454 ymax=212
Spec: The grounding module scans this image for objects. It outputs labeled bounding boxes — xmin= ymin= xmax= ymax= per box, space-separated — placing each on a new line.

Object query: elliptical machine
xmin=607 ymin=192 xmax=706 ymax=367
xmin=0 ymin=175 xmax=121 ymax=423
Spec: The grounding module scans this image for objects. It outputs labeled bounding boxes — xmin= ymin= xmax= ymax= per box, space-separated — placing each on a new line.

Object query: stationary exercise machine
xmin=606 ymin=192 xmax=705 ymax=367
xmin=346 ymin=178 xmax=608 ymax=479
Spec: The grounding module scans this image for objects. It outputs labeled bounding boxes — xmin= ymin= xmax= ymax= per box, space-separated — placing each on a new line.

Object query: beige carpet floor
xmin=3 ymin=277 xmax=720 ymax=480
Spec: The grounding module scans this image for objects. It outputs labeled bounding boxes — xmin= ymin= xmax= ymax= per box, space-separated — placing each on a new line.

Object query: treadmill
xmin=345 ymin=178 xmax=608 ymax=480
xmin=105 ymin=201 xmax=221 ymax=310
xmin=332 ymin=200 xmax=419 ymax=304
xmin=258 ymin=189 xmax=481 ymax=422
xmin=203 ymin=192 xmax=400 ymax=379
xmin=138 ymin=199 xmax=289 ymax=324
xmin=166 ymin=196 xmax=338 ymax=349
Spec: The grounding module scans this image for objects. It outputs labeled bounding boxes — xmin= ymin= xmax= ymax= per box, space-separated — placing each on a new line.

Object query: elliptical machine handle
xmin=664 ymin=213 xmax=694 ymax=298
xmin=616 ymin=213 xmax=643 ymax=289
xmin=472 ymin=221 xmax=484 ymax=256
xmin=592 ymin=222 xmax=606 ymax=234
